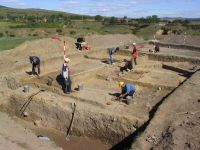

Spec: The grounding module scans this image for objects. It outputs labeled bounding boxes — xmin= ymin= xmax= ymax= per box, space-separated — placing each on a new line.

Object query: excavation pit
xmin=2 ymin=48 xmax=198 ymax=149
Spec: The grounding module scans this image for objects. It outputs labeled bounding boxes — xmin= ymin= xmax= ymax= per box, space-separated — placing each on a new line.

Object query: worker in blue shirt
xmin=119 ymin=82 xmax=136 ymax=104
xmin=108 ymin=47 xmax=119 ymax=65
xmin=29 ymin=56 xmax=41 ymax=77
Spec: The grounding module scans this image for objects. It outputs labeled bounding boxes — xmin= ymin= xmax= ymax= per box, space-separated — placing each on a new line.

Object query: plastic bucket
xmin=126 ymin=96 xmax=133 ymax=105
xmin=24 ymin=85 xmax=29 ymax=93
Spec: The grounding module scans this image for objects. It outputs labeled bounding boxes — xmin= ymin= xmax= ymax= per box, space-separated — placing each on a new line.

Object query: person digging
xmin=108 ymin=47 xmax=119 ymax=65
xmin=62 ymin=57 xmax=72 ymax=94
xmin=118 ymin=82 xmax=136 ymax=105
xmin=29 ymin=56 xmax=41 ymax=78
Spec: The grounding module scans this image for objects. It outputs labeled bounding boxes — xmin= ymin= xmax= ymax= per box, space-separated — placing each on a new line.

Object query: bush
xmin=0 ymin=33 xmax=3 ymax=37
xmin=56 ymin=28 xmax=62 ymax=33
xmin=95 ymin=15 xmax=103 ymax=21
xmin=32 ymin=33 xmax=38 ymax=36
xmin=9 ymin=33 xmax=15 ymax=37
xmin=69 ymin=30 xmax=76 ymax=35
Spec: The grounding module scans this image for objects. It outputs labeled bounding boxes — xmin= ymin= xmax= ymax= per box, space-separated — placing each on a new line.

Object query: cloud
xmin=61 ymin=0 xmax=79 ymax=6
xmin=0 ymin=0 xmax=18 ymax=2
xmin=60 ymin=0 xmax=139 ymax=17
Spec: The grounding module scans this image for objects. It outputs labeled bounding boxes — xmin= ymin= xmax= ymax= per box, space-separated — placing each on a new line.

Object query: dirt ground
xmin=0 ymin=112 xmax=61 ymax=150
xmin=156 ymin=34 xmax=200 ymax=47
xmin=131 ymin=71 xmax=200 ymax=150
xmin=0 ymin=34 xmax=200 ymax=150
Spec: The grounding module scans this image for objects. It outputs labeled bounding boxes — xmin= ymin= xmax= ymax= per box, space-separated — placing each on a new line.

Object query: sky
xmin=0 ymin=0 xmax=200 ymax=18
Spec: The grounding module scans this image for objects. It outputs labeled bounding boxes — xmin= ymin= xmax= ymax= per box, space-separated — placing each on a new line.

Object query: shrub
xmin=56 ymin=28 xmax=62 ymax=33
xmin=70 ymin=30 xmax=76 ymax=35
xmin=9 ymin=33 xmax=15 ymax=37
xmin=32 ymin=33 xmax=38 ymax=36
xmin=0 ymin=33 xmax=3 ymax=37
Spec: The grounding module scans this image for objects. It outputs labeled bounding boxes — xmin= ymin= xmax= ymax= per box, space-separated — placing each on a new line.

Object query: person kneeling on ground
xmin=62 ymin=57 xmax=72 ymax=94
xmin=108 ymin=47 xmax=119 ymax=65
xmin=29 ymin=56 xmax=41 ymax=78
xmin=154 ymin=44 xmax=160 ymax=53
xmin=118 ymin=82 xmax=136 ymax=104
xmin=120 ymin=59 xmax=133 ymax=72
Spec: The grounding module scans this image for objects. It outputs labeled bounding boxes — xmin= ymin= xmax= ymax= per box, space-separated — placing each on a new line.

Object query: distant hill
xmin=0 ymin=5 xmax=93 ymax=19
xmin=161 ymin=17 xmax=200 ymax=22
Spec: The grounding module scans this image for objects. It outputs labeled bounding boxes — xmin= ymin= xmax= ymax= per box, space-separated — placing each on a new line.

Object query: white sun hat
xmin=132 ymin=42 xmax=136 ymax=45
xmin=64 ymin=57 xmax=70 ymax=62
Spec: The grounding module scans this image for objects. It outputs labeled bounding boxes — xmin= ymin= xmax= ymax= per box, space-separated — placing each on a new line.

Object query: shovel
xmin=19 ymin=89 xmax=45 ymax=116
xmin=66 ymin=103 xmax=76 ymax=141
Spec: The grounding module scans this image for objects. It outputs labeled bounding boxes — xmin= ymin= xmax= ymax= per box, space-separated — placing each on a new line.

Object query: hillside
xmin=0 ymin=5 xmax=93 ymax=20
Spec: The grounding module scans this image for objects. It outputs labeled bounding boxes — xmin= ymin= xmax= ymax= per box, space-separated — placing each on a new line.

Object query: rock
xmin=106 ymin=101 xmax=112 ymax=105
xmin=118 ymin=73 xmax=123 ymax=77
xmin=146 ymin=102 xmax=152 ymax=110
xmin=23 ymin=112 xmax=29 ymax=117
xmin=157 ymin=87 xmax=162 ymax=91
xmin=34 ymin=120 xmax=40 ymax=127
xmin=189 ymin=111 xmax=195 ymax=115
xmin=106 ymin=76 xmax=112 ymax=81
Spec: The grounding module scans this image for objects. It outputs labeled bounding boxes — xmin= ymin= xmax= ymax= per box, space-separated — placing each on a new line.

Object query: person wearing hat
xmin=62 ymin=57 xmax=71 ymax=94
xmin=29 ymin=56 xmax=41 ymax=77
xmin=132 ymin=43 xmax=138 ymax=65
xmin=107 ymin=47 xmax=120 ymax=65
xmin=118 ymin=82 xmax=136 ymax=104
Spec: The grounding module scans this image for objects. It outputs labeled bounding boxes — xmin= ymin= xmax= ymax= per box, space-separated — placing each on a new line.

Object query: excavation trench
xmin=2 ymin=51 xmax=197 ymax=149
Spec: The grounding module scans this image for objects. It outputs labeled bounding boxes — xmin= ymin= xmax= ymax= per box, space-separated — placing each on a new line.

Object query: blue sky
xmin=0 ymin=0 xmax=200 ymax=18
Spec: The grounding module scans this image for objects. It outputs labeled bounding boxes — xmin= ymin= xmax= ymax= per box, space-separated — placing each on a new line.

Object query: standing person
xmin=118 ymin=82 xmax=136 ymax=104
xmin=29 ymin=56 xmax=41 ymax=77
xmin=108 ymin=47 xmax=119 ymax=65
xmin=132 ymin=43 xmax=138 ymax=65
xmin=62 ymin=57 xmax=71 ymax=94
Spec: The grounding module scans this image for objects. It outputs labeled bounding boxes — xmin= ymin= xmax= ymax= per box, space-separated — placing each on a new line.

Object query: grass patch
xmin=99 ymin=25 xmax=132 ymax=34
xmin=0 ymin=22 xmax=25 ymax=27
xmin=0 ymin=37 xmax=40 ymax=51
xmin=135 ymin=24 xmax=161 ymax=40
xmin=185 ymin=29 xmax=200 ymax=36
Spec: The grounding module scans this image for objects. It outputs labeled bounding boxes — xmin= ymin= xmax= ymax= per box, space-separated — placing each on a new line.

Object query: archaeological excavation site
xmin=0 ymin=34 xmax=200 ymax=150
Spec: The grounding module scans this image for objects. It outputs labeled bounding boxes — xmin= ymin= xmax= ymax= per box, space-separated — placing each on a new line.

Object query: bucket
xmin=126 ymin=96 xmax=133 ymax=105
xmin=23 ymin=85 xmax=29 ymax=93
xmin=77 ymin=84 xmax=84 ymax=91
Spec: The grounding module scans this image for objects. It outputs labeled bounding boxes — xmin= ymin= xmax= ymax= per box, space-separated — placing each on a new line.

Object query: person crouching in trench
xmin=120 ymin=59 xmax=133 ymax=73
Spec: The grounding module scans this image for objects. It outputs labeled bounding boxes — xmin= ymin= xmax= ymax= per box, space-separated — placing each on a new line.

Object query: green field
xmin=0 ymin=37 xmax=39 ymax=51
xmin=0 ymin=22 xmax=24 ymax=27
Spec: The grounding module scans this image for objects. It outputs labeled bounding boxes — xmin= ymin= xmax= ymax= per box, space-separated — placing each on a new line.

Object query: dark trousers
xmin=65 ymin=77 xmax=72 ymax=93
xmin=32 ymin=63 xmax=40 ymax=75
xmin=120 ymin=65 xmax=133 ymax=72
